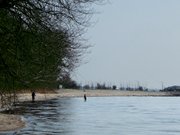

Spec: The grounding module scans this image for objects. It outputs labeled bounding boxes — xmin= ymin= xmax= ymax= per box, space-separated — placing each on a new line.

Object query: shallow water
xmin=2 ymin=97 xmax=180 ymax=135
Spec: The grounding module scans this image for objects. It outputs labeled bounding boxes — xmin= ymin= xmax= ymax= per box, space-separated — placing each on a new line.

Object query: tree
xmin=0 ymin=12 xmax=72 ymax=90
xmin=112 ymin=85 xmax=116 ymax=90
xmin=83 ymin=84 xmax=90 ymax=90
xmin=0 ymin=0 xmax=103 ymax=90
xmin=59 ymin=73 xmax=79 ymax=89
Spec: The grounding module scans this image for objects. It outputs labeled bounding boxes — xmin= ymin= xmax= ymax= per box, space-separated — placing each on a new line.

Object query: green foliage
xmin=58 ymin=73 xmax=80 ymax=89
xmin=0 ymin=10 xmax=73 ymax=90
xmin=0 ymin=0 xmax=103 ymax=91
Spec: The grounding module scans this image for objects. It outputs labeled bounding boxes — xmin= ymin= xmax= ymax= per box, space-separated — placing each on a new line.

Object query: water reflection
xmin=1 ymin=98 xmax=75 ymax=135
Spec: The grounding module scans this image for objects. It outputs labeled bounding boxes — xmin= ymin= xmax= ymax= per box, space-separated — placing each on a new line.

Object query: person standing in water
xmin=32 ymin=91 xmax=36 ymax=102
xmin=84 ymin=94 xmax=87 ymax=102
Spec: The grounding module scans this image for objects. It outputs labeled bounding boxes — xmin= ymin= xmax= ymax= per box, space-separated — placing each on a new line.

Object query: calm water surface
xmin=2 ymin=97 xmax=180 ymax=135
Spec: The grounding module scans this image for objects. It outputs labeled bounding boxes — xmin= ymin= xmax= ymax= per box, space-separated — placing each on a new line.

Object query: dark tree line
xmin=0 ymin=0 xmax=104 ymax=90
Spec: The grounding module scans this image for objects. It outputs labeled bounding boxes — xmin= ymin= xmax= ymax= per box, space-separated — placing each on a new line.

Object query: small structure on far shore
xmin=161 ymin=85 xmax=180 ymax=92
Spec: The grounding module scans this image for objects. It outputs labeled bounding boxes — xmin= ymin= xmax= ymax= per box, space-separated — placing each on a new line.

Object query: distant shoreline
xmin=55 ymin=89 xmax=180 ymax=97
xmin=1 ymin=89 xmax=180 ymax=132
xmin=17 ymin=89 xmax=180 ymax=100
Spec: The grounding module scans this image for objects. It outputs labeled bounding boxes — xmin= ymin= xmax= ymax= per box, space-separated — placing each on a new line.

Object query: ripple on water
xmin=3 ymin=97 xmax=180 ymax=135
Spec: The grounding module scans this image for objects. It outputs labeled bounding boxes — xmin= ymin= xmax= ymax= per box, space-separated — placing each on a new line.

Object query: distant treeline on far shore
xmin=59 ymin=81 xmax=150 ymax=91
xmin=59 ymin=79 xmax=180 ymax=92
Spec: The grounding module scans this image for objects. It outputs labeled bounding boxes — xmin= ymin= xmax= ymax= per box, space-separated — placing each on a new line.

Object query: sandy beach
xmin=0 ymin=114 xmax=25 ymax=132
xmin=0 ymin=89 xmax=178 ymax=132
xmin=55 ymin=89 xmax=172 ymax=97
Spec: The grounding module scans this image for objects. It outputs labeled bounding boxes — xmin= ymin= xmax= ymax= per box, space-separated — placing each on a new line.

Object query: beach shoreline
xmin=0 ymin=89 xmax=179 ymax=132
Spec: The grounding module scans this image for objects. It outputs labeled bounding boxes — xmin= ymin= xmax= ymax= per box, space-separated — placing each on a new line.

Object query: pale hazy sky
xmin=73 ymin=0 xmax=180 ymax=89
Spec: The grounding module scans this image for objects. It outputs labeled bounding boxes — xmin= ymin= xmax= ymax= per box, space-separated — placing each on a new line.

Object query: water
xmin=2 ymin=97 xmax=180 ymax=135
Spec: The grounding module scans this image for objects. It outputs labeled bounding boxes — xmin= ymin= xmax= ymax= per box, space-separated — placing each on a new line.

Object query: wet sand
xmin=0 ymin=89 xmax=178 ymax=132
xmin=0 ymin=114 xmax=25 ymax=132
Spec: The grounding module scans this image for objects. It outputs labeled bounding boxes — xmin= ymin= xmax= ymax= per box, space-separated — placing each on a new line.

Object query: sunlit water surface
xmin=2 ymin=97 xmax=180 ymax=135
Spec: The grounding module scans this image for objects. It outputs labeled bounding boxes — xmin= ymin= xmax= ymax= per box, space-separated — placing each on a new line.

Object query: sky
xmin=73 ymin=0 xmax=180 ymax=89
